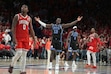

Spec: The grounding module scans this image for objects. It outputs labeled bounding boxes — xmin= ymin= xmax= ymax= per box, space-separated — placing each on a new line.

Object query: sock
xmin=72 ymin=60 xmax=76 ymax=65
xmin=65 ymin=61 xmax=68 ymax=64
xmin=20 ymin=50 xmax=27 ymax=72
xmin=87 ymin=50 xmax=91 ymax=65
xmin=50 ymin=62 xmax=52 ymax=66
xmin=56 ymin=55 xmax=60 ymax=65
xmin=11 ymin=50 xmax=22 ymax=67
xmin=92 ymin=52 xmax=96 ymax=66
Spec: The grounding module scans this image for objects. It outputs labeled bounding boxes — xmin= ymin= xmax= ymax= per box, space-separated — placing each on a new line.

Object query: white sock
xmin=20 ymin=50 xmax=27 ymax=72
xmin=56 ymin=55 xmax=60 ymax=65
xmin=11 ymin=50 xmax=22 ymax=67
xmin=65 ymin=61 xmax=68 ymax=64
xmin=65 ymin=61 xmax=69 ymax=67
xmin=87 ymin=50 xmax=91 ymax=65
xmin=48 ymin=62 xmax=52 ymax=69
xmin=50 ymin=62 xmax=52 ymax=66
xmin=72 ymin=61 xmax=76 ymax=65
xmin=92 ymin=52 xmax=96 ymax=66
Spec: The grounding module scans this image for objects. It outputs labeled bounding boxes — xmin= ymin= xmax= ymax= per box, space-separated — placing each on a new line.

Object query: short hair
xmin=22 ymin=4 xmax=28 ymax=8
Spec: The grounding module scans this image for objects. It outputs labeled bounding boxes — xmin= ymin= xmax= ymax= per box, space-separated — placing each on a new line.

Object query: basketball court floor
xmin=0 ymin=59 xmax=110 ymax=74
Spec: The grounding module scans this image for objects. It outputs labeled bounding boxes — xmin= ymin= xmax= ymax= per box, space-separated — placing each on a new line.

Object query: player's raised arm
xmin=62 ymin=16 xmax=83 ymax=29
xmin=34 ymin=17 xmax=52 ymax=28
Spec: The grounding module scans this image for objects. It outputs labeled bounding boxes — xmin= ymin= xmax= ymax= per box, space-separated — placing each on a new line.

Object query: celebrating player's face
xmin=91 ymin=28 xmax=95 ymax=33
xmin=56 ymin=18 xmax=61 ymax=24
xmin=21 ymin=5 xmax=28 ymax=13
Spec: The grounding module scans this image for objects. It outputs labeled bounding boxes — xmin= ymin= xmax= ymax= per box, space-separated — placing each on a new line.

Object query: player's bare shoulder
xmin=14 ymin=14 xmax=19 ymax=20
xmin=94 ymin=33 xmax=98 ymax=38
xmin=27 ymin=15 xmax=32 ymax=22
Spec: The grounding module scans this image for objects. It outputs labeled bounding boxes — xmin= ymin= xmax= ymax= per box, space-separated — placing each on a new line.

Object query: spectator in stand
xmin=34 ymin=36 xmax=39 ymax=59
xmin=0 ymin=40 xmax=5 ymax=51
xmin=0 ymin=30 xmax=3 ymax=43
xmin=80 ymin=34 xmax=87 ymax=61
xmin=109 ymin=35 xmax=111 ymax=48
xmin=0 ymin=40 xmax=14 ymax=58
xmin=41 ymin=37 xmax=46 ymax=59
xmin=2 ymin=29 xmax=11 ymax=45
xmin=38 ymin=38 xmax=43 ymax=59
xmin=45 ymin=37 xmax=52 ymax=67
xmin=0 ymin=40 xmax=6 ymax=58
xmin=27 ymin=36 xmax=33 ymax=58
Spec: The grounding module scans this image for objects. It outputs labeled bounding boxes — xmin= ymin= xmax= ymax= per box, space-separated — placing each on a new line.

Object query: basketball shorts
xmin=52 ymin=40 xmax=62 ymax=50
xmin=70 ymin=41 xmax=78 ymax=50
xmin=15 ymin=37 xmax=29 ymax=50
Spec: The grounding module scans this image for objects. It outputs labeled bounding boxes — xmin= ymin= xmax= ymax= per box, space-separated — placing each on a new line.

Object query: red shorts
xmin=15 ymin=37 xmax=29 ymax=50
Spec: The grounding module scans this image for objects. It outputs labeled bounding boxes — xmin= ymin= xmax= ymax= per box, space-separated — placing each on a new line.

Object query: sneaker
xmin=64 ymin=62 xmax=69 ymax=67
xmin=72 ymin=66 xmax=77 ymax=72
xmin=20 ymin=72 xmax=26 ymax=74
xmin=72 ymin=63 xmax=77 ymax=67
xmin=72 ymin=61 xmax=77 ymax=67
xmin=103 ymin=61 xmax=106 ymax=65
xmin=48 ymin=63 xmax=52 ymax=70
xmin=55 ymin=64 xmax=59 ymax=70
xmin=55 ymin=69 xmax=59 ymax=74
xmin=8 ymin=65 xmax=13 ymax=73
xmin=84 ymin=64 xmax=91 ymax=68
xmin=64 ymin=66 xmax=69 ymax=72
xmin=48 ymin=70 xmax=52 ymax=74
xmin=91 ymin=65 xmax=97 ymax=69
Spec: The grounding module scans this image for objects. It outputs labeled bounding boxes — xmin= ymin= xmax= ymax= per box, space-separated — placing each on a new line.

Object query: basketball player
xmin=85 ymin=28 xmax=100 ymax=69
xmin=35 ymin=16 xmax=83 ymax=69
xmin=8 ymin=4 xmax=35 ymax=74
xmin=66 ymin=26 xmax=79 ymax=67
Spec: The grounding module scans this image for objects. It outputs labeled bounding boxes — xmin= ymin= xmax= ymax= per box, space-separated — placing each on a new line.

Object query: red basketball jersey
xmin=87 ymin=33 xmax=99 ymax=52
xmin=16 ymin=13 xmax=30 ymax=39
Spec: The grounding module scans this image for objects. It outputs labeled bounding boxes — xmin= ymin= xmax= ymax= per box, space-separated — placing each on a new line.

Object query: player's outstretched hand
xmin=77 ymin=16 xmax=83 ymax=21
xmin=34 ymin=17 xmax=40 ymax=22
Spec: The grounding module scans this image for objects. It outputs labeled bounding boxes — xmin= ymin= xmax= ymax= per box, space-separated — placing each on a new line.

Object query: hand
xmin=77 ymin=16 xmax=83 ymax=21
xmin=13 ymin=39 xmax=17 ymax=48
xmin=34 ymin=17 xmax=40 ymax=22
xmin=13 ymin=39 xmax=17 ymax=45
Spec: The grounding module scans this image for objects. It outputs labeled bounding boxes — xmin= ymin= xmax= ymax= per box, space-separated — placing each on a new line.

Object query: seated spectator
xmin=0 ymin=29 xmax=3 ymax=43
xmin=0 ymin=40 xmax=14 ymax=58
xmin=34 ymin=36 xmax=39 ymax=59
xmin=0 ymin=41 xmax=5 ymax=50
xmin=2 ymin=29 xmax=11 ymax=45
